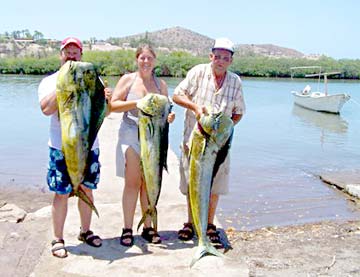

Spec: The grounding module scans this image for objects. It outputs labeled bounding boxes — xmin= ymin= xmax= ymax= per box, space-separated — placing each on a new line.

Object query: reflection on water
xmin=292 ymin=105 xmax=348 ymax=134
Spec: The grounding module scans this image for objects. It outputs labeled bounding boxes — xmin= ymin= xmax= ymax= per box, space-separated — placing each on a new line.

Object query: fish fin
xmin=190 ymin=242 xmax=225 ymax=268
xmin=88 ymin=74 xmax=106 ymax=149
xmin=136 ymin=207 xmax=158 ymax=232
xmin=211 ymin=132 xmax=233 ymax=185
xmin=137 ymin=208 xmax=153 ymax=231
xmin=75 ymin=186 xmax=99 ymax=217
xmin=63 ymin=92 xmax=74 ymax=106
xmin=137 ymin=212 xmax=147 ymax=231
xmin=161 ymin=120 xmax=170 ymax=173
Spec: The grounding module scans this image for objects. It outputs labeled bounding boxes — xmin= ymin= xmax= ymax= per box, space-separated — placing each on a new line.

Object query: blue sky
xmin=1 ymin=0 xmax=359 ymax=59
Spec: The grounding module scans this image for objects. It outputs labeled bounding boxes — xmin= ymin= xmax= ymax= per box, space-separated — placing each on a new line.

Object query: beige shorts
xmin=179 ymin=146 xmax=230 ymax=195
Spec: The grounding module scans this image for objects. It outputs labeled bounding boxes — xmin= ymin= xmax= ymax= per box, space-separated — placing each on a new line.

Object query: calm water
xmin=1 ymin=75 xmax=359 ymax=230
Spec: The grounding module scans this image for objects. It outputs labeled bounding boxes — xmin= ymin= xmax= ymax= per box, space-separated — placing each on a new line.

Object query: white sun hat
xmin=212 ymin=38 xmax=235 ymax=54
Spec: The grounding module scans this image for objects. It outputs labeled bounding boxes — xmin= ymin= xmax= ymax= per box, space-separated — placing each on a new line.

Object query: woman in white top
xmin=111 ymin=45 xmax=175 ymax=246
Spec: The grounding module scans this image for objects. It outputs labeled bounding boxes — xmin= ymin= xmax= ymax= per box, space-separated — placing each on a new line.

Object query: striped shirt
xmin=174 ymin=63 xmax=246 ymax=145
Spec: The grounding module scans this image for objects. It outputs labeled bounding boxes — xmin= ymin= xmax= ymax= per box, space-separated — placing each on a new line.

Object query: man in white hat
xmin=172 ymin=37 xmax=246 ymax=244
xmin=38 ymin=37 xmax=105 ymax=258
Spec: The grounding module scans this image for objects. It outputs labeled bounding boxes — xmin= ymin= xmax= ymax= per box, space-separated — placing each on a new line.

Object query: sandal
xmin=51 ymin=238 xmax=68 ymax=258
xmin=120 ymin=228 xmax=134 ymax=247
xmin=206 ymin=223 xmax=221 ymax=244
xmin=78 ymin=229 xmax=102 ymax=247
xmin=178 ymin=222 xmax=194 ymax=241
xmin=141 ymin=227 xmax=161 ymax=244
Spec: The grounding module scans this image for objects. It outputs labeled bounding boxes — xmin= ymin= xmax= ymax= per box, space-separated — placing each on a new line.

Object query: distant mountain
xmin=0 ymin=26 xmax=314 ymax=59
xmin=109 ymin=26 xmax=308 ymax=58
xmin=237 ymin=44 xmax=305 ymax=58
xmin=109 ymin=26 xmax=214 ymax=55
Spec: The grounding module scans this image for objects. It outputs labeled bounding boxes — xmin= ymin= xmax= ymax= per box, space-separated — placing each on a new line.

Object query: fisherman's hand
xmin=195 ymin=105 xmax=207 ymax=121
xmin=167 ymin=112 xmax=175 ymax=123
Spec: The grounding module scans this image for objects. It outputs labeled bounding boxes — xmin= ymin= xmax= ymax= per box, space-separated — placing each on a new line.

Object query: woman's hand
xmin=104 ymin=87 xmax=113 ymax=101
xmin=167 ymin=111 xmax=175 ymax=123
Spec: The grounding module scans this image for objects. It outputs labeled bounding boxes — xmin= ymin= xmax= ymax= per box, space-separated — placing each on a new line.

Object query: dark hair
xmin=135 ymin=44 xmax=156 ymax=59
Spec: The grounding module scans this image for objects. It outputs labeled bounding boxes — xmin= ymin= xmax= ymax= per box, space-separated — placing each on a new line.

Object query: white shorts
xmin=179 ymin=145 xmax=230 ymax=195
xmin=116 ymin=119 xmax=140 ymax=177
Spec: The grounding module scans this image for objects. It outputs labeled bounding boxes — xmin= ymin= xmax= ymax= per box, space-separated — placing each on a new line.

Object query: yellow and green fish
xmin=136 ymin=93 xmax=172 ymax=231
xmin=188 ymin=110 xmax=234 ymax=267
xmin=56 ymin=61 xmax=107 ymax=216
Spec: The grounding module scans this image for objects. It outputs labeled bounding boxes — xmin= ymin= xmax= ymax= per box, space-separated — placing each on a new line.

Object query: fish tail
xmin=137 ymin=206 xmax=158 ymax=231
xmin=190 ymin=242 xmax=224 ymax=268
xmin=75 ymin=186 xmax=99 ymax=217
xmin=137 ymin=212 xmax=147 ymax=231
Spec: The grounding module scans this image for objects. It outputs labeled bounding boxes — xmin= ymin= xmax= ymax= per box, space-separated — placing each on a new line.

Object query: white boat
xmin=290 ymin=66 xmax=350 ymax=114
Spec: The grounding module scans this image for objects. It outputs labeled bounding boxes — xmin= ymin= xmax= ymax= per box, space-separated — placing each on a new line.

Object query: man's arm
xmin=40 ymin=90 xmax=58 ymax=116
xmin=172 ymin=92 xmax=206 ymax=119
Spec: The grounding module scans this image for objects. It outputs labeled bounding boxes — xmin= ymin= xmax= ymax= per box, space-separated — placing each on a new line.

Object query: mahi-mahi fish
xmin=56 ymin=61 xmax=107 ymax=217
xmin=136 ymin=93 xmax=171 ymax=231
xmin=188 ymin=110 xmax=234 ymax=267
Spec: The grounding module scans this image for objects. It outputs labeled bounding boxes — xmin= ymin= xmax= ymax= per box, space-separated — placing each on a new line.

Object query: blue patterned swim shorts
xmin=47 ymin=147 xmax=101 ymax=194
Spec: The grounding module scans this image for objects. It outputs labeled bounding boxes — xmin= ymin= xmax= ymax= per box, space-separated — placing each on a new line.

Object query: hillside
xmin=110 ymin=26 xmax=214 ymax=55
xmin=237 ymin=43 xmax=305 ymax=58
xmin=109 ymin=26 xmax=308 ymax=58
xmin=0 ymin=39 xmax=57 ymax=58
xmin=0 ymin=26 xmax=313 ymax=59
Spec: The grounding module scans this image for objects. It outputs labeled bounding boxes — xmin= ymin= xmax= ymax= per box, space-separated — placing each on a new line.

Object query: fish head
xmin=198 ymin=111 xmax=222 ymax=136
xmin=198 ymin=112 xmax=233 ymax=147
xmin=57 ymin=61 xmax=97 ymax=95
xmin=137 ymin=93 xmax=170 ymax=117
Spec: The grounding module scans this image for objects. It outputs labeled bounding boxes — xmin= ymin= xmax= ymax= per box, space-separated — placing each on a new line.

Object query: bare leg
xmin=123 ymin=147 xmax=141 ymax=229
xmin=78 ymin=185 xmax=102 ymax=246
xmin=52 ymin=193 xmax=68 ymax=239
xmin=208 ymin=193 xmax=219 ymax=224
xmin=185 ymin=192 xmax=216 ymax=224
xmin=52 ymin=193 xmax=69 ymax=257
xmin=140 ymin=181 xmax=161 ymax=243
xmin=140 ymin=182 xmax=152 ymax=228
xmin=206 ymin=193 xmax=221 ymax=243
xmin=181 ymin=147 xmax=193 ymax=224
xmin=78 ymin=185 xmax=93 ymax=232
xmin=177 ymin=192 xmax=194 ymax=241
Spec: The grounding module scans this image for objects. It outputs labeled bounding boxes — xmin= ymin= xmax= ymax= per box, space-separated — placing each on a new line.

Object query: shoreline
xmin=0 ymin=113 xmax=360 ymax=276
xmin=0 ymin=183 xmax=52 ymax=213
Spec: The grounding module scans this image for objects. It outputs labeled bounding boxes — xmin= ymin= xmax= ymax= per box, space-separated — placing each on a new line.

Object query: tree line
xmin=0 ymin=49 xmax=359 ymax=79
xmin=0 ymin=29 xmax=45 ymax=41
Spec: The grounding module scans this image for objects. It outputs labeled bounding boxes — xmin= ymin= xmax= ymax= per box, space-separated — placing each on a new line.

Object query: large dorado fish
xmin=188 ymin=111 xmax=234 ymax=267
xmin=56 ymin=61 xmax=107 ymax=217
xmin=136 ymin=93 xmax=171 ymax=231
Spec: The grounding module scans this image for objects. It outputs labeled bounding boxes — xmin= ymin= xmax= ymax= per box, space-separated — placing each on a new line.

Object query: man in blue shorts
xmin=38 ymin=37 xmax=103 ymax=258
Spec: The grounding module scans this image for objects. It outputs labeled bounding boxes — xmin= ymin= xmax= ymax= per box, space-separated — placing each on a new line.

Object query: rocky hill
xmin=110 ymin=26 xmax=214 ymax=55
xmin=109 ymin=26 xmax=308 ymax=58
xmin=0 ymin=26 xmax=313 ymax=59
xmin=237 ymin=43 xmax=305 ymax=58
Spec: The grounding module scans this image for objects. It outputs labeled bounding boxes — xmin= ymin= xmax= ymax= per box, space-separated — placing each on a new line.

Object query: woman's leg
xmin=123 ymin=147 xmax=142 ymax=229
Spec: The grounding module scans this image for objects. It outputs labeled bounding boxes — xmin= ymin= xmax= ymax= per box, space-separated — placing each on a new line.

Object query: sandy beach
xmin=1 ymin=112 xmax=360 ymax=277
